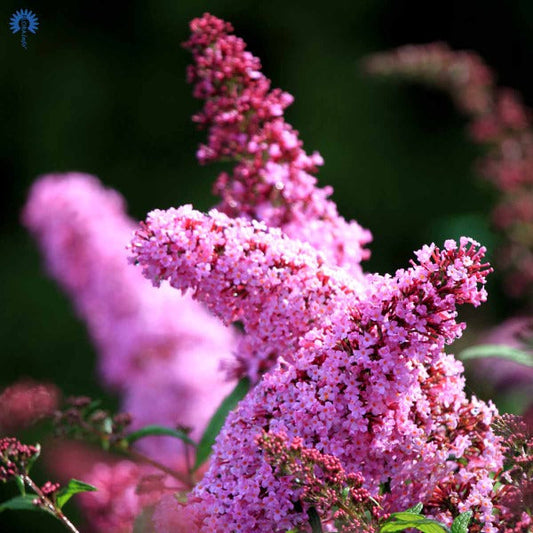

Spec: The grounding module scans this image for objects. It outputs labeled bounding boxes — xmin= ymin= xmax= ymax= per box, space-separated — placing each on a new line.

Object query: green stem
xmin=76 ymin=418 xmax=196 ymax=488
xmin=22 ymin=475 xmax=80 ymax=533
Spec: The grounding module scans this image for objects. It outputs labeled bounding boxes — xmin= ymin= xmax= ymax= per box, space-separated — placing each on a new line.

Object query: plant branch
xmin=22 ymin=475 xmax=80 ymax=533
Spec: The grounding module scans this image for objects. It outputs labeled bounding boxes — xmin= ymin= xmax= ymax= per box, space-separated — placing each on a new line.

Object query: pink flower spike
xmin=184 ymin=13 xmax=372 ymax=278
xmin=130 ymin=205 xmax=360 ymax=379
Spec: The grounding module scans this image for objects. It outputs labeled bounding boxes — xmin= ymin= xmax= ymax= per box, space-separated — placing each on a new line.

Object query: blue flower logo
xmin=9 ymin=9 xmax=39 ymax=34
xmin=9 ymin=9 xmax=39 ymax=49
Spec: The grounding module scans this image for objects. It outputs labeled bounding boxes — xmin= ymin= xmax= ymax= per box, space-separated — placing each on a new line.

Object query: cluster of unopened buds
xmin=0 ymin=437 xmax=40 ymax=483
xmin=53 ymin=396 xmax=133 ymax=450
xmin=256 ymin=430 xmax=386 ymax=532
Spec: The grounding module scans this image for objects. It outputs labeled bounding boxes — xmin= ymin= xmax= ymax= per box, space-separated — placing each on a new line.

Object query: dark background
xmin=2 ymin=1 xmax=533 ymax=531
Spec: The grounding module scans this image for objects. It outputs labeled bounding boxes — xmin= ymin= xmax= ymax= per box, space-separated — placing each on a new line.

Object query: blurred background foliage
xmin=2 ymin=0 xmax=533 ymax=530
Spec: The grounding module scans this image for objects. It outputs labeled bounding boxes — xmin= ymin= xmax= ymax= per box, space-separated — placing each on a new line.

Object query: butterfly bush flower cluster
xmin=16 ymin=12 xmax=533 ymax=533
xmin=126 ymin=15 xmax=507 ymax=531
xmin=365 ymin=43 xmax=533 ymax=300
xmin=131 ymin=199 xmax=502 ymax=531
xmin=364 ymin=43 xmax=533 ymax=419
xmin=22 ymin=173 xmax=235 ymax=454
xmin=183 ymin=12 xmax=372 ymax=383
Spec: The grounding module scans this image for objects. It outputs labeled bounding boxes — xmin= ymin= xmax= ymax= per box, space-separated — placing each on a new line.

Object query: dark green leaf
xmin=125 ymin=425 xmax=196 ymax=447
xmin=459 ymin=344 xmax=533 ymax=367
xmin=0 ymin=495 xmax=40 ymax=513
xmin=307 ymin=506 xmax=323 ymax=533
xmin=56 ymin=479 xmax=97 ymax=509
xmin=451 ymin=511 xmax=472 ymax=533
xmin=193 ymin=377 xmax=250 ymax=471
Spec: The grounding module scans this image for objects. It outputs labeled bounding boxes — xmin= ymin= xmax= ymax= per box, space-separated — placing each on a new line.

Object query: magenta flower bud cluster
xmin=256 ymin=430 xmax=384 ymax=531
xmin=184 ymin=13 xmax=372 ymax=279
xmin=0 ymin=437 xmax=39 ymax=482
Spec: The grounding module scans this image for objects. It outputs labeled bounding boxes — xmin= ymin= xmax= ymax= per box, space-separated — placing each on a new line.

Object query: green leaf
xmin=380 ymin=512 xmax=451 ymax=533
xmin=307 ymin=506 xmax=323 ymax=533
xmin=125 ymin=425 xmax=196 ymax=447
xmin=26 ymin=443 xmax=41 ymax=473
xmin=15 ymin=475 xmax=26 ymax=496
xmin=405 ymin=503 xmax=424 ymax=514
xmin=0 ymin=495 xmax=40 ymax=513
xmin=193 ymin=377 xmax=250 ymax=471
xmin=459 ymin=344 xmax=533 ymax=367
xmin=56 ymin=479 xmax=97 ymax=509
xmin=451 ymin=511 xmax=472 ymax=533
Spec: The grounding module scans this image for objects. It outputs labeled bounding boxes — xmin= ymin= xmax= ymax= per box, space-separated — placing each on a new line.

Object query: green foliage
xmin=380 ymin=512 xmax=450 ymax=533
xmin=55 ymin=479 xmax=97 ymax=509
xmin=0 ymin=495 xmax=43 ymax=513
xmin=193 ymin=377 xmax=250 ymax=471
xmin=380 ymin=506 xmax=473 ymax=533
xmin=451 ymin=511 xmax=473 ymax=533
xmin=459 ymin=344 xmax=533 ymax=367
xmin=406 ymin=503 xmax=424 ymax=514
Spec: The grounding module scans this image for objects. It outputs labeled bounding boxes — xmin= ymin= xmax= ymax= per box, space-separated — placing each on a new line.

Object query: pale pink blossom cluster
xmin=184 ymin=13 xmax=372 ymax=280
xmin=22 ymin=173 xmax=236 ymax=530
xmin=131 ymin=206 xmax=502 ymax=531
xmin=365 ymin=43 xmax=533 ymax=299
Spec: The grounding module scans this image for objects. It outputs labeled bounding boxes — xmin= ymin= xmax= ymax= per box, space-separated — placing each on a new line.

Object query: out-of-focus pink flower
xmin=152 ymin=493 xmax=204 ymax=533
xmin=0 ymin=380 xmax=59 ymax=432
xmin=131 ymin=206 xmax=501 ymax=531
xmin=184 ymin=13 xmax=371 ymax=279
xmin=22 ymin=174 xmax=238 ymax=531
xmin=79 ymin=460 xmax=166 ymax=533
xmin=44 ymin=439 xmax=189 ymax=533
xmin=365 ymin=43 xmax=533 ymax=301
xmin=22 ymin=174 xmax=236 ymax=456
